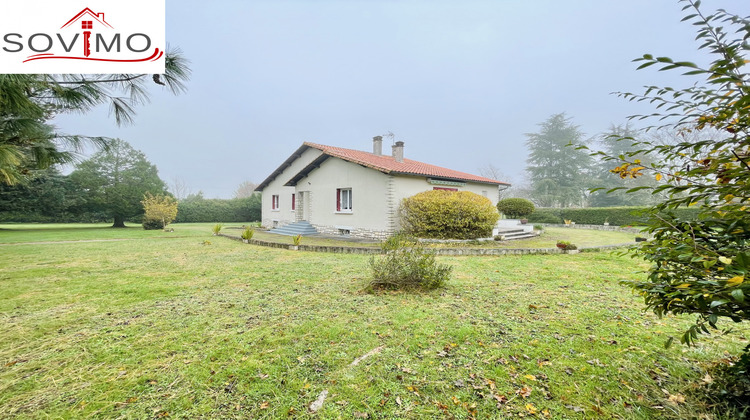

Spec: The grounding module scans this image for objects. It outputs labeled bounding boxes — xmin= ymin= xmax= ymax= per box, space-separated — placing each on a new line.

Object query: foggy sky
xmin=52 ymin=0 xmax=750 ymax=198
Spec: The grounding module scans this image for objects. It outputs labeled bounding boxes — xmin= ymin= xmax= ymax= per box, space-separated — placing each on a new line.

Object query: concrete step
xmin=496 ymin=228 xmax=526 ymax=235
xmin=269 ymin=221 xmax=319 ymax=236
xmin=496 ymin=229 xmax=538 ymax=241
xmin=503 ymin=232 xmax=537 ymax=240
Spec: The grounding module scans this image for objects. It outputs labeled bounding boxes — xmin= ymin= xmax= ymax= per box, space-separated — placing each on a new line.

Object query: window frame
xmin=336 ymin=188 xmax=353 ymax=213
xmin=271 ymin=194 xmax=280 ymax=211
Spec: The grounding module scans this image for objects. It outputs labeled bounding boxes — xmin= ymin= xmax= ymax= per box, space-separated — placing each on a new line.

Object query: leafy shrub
xmin=142 ymin=218 xmax=165 ymax=230
xmin=369 ymin=233 xmax=451 ymax=290
xmin=497 ymin=198 xmax=535 ymax=218
xmin=556 ymin=241 xmax=577 ymax=250
xmin=698 ymin=354 xmax=750 ymax=417
xmin=141 ymin=192 xmax=178 ymax=230
xmin=292 ymin=234 xmax=302 ymax=246
xmin=400 ymin=190 xmax=499 ymax=239
xmin=241 ymin=227 xmax=254 ymax=240
xmin=212 ymin=224 xmax=222 ymax=235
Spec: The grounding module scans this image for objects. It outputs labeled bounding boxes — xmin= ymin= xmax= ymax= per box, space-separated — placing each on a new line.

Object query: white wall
xmin=392 ymin=175 xmax=500 ymax=206
xmin=260 ymin=147 xmax=323 ymax=229
xmin=301 ymin=158 xmax=391 ymax=233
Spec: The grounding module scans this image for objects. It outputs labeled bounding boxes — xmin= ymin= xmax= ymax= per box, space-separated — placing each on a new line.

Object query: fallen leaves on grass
xmin=526 ymin=402 xmax=538 ymax=414
xmin=517 ymin=386 xmax=532 ymax=398
xmin=667 ymin=393 xmax=686 ymax=405
xmin=492 ymin=394 xmax=508 ymax=405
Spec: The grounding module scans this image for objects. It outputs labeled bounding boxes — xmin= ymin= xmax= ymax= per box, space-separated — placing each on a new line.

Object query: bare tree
xmin=234 ymin=180 xmax=259 ymax=199
xmin=169 ymin=177 xmax=192 ymax=200
xmin=478 ymin=163 xmax=508 ymax=181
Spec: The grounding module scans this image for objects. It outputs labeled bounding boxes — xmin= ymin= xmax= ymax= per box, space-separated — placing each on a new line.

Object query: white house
xmin=255 ymin=136 xmax=510 ymax=239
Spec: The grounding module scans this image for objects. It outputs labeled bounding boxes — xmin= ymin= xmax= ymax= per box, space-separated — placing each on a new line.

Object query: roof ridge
xmin=302 ymin=141 xmax=507 ymax=186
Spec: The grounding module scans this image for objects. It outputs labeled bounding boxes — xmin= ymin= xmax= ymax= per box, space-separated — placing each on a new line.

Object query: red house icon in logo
xmin=60 ymin=8 xmax=114 ymax=57
xmin=21 ymin=6 xmax=163 ymax=66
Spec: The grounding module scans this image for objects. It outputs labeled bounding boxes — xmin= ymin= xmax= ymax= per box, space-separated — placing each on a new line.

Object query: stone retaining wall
xmin=218 ymin=233 xmax=633 ymax=256
xmin=311 ymin=224 xmax=391 ymax=241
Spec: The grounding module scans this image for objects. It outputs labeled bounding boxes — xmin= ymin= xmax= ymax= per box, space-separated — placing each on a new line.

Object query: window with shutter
xmin=336 ymin=188 xmax=352 ymax=212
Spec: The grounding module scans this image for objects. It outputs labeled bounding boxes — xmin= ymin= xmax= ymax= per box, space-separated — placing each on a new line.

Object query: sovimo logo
xmin=1 ymin=1 xmax=165 ymax=74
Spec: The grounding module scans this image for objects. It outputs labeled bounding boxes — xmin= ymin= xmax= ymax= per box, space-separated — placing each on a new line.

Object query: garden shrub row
xmin=175 ymin=195 xmax=261 ymax=223
xmin=527 ymin=206 xmax=702 ymax=226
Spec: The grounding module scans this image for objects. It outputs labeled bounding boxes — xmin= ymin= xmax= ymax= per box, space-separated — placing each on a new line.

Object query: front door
xmin=298 ymin=191 xmax=308 ymax=221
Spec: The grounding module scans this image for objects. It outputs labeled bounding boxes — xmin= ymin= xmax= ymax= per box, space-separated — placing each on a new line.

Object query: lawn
xmin=0 ymin=224 xmax=747 ymax=418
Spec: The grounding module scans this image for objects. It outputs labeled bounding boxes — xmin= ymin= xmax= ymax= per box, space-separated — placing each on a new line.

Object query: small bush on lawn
xmin=497 ymin=198 xmax=535 ymax=219
xmin=556 ymin=240 xmax=577 ymax=250
xmin=142 ymin=218 xmax=165 ymax=230
xmin=241 ymin=227 xmax=254 ymax=240
xmin=400 ymin=190 xmax=499 ymax=239
xmin=369 ymin=233 xmax=451 ymax=290
xmin=141 ymin=193 xmax=178 ymax=230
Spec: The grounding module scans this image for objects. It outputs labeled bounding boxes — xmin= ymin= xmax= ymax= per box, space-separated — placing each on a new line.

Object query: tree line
xmin=0 ymin=138 xmax=261 ymax=226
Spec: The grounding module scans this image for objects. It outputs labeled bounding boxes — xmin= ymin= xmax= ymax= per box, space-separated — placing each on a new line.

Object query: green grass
xmin=0 ymin=223 xmax=212 ymax=244
xmin=0 ymin=224 xmax=747 ymax=419
xmin=428 ymin=227 xmax=637 ymax=249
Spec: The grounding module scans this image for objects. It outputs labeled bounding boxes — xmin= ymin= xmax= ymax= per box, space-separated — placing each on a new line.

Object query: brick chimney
xmin=372 ymin=136 xmax=383 ymax=155
xmin=392 ymin=141 xmax=404 ymax=163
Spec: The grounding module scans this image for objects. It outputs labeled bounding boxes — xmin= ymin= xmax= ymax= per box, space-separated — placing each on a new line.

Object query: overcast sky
xmin=53 ymin=0 xmax=750 ymax=198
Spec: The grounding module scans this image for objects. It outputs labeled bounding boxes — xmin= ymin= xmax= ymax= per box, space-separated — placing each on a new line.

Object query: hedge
xmin=527 ymin=206 xmax=702 ymax=226
xmin=174 ymin=195 xmax=261 ymax=223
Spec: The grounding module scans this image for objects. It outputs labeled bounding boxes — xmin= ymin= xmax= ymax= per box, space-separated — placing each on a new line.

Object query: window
xmin=271 ymin=194 xmax=279 ymax=210
xmin=433 ymin=187 xmax=458 ymax=192
xmin=82 ymin=21 xmax=93 ymax=29
xmin=336 ymin=188 xmax=352 ymax=212
xmin=291 ymin=193 xmax=296 ymax=211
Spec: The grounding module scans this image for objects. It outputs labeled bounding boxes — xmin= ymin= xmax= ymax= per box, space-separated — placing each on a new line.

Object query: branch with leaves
xmin=0 ymin=47 xmax=191 ymax=185
xmin=585 ymin=0 xmax=750 ymax=349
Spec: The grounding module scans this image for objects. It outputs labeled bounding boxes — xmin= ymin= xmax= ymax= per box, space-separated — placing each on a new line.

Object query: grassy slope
xmin=0 ymin=224 xmax=747 ymax=419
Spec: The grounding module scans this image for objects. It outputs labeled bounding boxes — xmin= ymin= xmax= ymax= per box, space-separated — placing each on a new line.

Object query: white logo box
xmin=0 ymin=0 xmax=165 ymax=74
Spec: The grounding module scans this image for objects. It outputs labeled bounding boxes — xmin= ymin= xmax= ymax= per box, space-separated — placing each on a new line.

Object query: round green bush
xmin=497 ymin=198 xmax=535 ymax=219
xmin=142 ymin=218 xmax=165 ymax=230
xmin=400 ymin=190 xmax=500 ymax=239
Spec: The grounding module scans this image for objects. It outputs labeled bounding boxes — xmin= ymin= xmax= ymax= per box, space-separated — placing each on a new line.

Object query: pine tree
xmin=525 ymin=113 xmax=593 ymax=207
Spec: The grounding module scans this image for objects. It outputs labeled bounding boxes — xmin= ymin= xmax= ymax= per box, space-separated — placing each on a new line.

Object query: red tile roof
xmin=304 ymin=142 xmax=508 ymax=185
